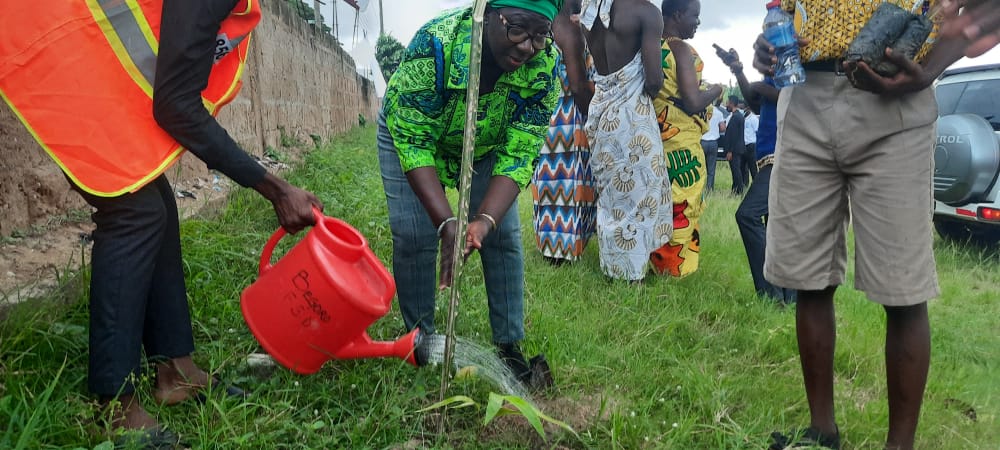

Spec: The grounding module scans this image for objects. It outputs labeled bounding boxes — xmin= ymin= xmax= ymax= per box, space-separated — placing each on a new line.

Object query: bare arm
xmin=734 ymin=69 xmax=778 ymax=114
xmin=554 ymin=15 xmax=594 ymax=114
xmin=731 ymin=64 xmax=758 ymax=112
xmin=669 ymin=40 xmax=722 ymax=115
xmin=716 ymin=48 xmax=774 ymax=113
xmin=752 ymin=82 xmax=779 ymax=105
xmin=639 ymin=5 xmax=664 ymax=98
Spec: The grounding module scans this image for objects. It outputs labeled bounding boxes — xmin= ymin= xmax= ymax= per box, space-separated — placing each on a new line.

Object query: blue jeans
xmin=377 ymin=116 xmax=525 ymax=344
xmin=700 ymin=139 xmax=718 ymax=192
xmin=735 ymin=165 xmax=796 ymax=304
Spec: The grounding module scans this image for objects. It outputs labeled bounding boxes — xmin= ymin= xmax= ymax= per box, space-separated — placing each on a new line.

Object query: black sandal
xmin=113 ymin=425 xmax=185 ymax=450
xmin=192 ymin=376 xmax=249 ymax=404
xmin=769 ymin=426 xmax=841 ymax=450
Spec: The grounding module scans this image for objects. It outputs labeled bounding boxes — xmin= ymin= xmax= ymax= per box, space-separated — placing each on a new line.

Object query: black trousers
xmin=743 ymin=143 xmax=758 ymax=182
xmin=728 ymin=150 xmax=746 ymax=195
xmin=74 ymin=175 xmax=195 ymax=396
xmin=735 ymin=165 xmax=796 ymax=303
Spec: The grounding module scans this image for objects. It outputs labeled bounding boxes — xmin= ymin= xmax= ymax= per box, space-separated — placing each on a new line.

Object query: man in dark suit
xmin=721 ymin=95 xmax=746 ymax=195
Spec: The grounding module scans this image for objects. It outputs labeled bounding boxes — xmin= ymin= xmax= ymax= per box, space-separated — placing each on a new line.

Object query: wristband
xmin=474 ymin=213 xmax=497 ymax=231
xmin=436 ymin=217 xmax=457 ymax=237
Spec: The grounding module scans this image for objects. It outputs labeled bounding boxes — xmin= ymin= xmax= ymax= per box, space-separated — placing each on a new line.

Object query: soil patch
xmin=0 ymin=152 xmax=294 ymax=308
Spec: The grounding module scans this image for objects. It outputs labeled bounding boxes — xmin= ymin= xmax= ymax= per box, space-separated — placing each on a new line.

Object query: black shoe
xmin=496 ymin=342 xmax=531 ymax=384
xmin=769 ymin=426 xmax=840 ymax=450
xmin=527 ymin=354 xmax=555 ymax=391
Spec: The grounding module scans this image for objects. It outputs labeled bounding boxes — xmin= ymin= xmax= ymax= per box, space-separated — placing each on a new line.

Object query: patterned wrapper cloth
xmin=584 ymin=52 xmax=673 ymax=281
xmin=531 ymin=49 xmax=597 ymax=262
xmin=649 ymin=39 xmax=710 ymax=278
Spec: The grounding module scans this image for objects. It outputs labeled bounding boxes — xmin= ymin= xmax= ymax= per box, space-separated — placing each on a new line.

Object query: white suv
xmin=932 ymin=64 xmax=1000 ymax=246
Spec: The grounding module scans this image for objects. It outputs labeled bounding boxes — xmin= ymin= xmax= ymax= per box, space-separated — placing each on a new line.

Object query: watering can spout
xmin=333 ymin=328 xmax=423 ymax=366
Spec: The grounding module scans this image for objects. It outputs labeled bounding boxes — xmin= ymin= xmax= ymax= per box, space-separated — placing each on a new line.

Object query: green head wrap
xmin=489 ymin=0 xmax=564 ymax=21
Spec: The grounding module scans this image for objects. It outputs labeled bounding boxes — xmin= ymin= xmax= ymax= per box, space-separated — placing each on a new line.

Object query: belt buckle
xmin=832 ymin=58 xmax=846 ymax=76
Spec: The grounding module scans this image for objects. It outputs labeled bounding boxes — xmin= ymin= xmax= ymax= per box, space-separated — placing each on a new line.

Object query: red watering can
xmin=240 ymin=208 xmax=421 ymax=374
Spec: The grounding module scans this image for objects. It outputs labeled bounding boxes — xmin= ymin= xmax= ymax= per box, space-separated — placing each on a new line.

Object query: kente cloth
xmin=780 ymin=0 xmax=940 ymax=63
xmin=531 ymin=49 xmax=597 ymax=261
xmin=585 ymin=52 xmax=673 ymax=281
xmin=650 ymin=40 xmax=708 ymax=278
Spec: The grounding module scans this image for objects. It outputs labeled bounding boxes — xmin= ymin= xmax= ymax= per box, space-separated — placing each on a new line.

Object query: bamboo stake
xmin=438 ymin=0 xmax=489 ymax=433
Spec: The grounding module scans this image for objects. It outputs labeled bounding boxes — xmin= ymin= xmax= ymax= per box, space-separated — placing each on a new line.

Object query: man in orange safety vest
xmin=0 ymin=0 xmax=322 ymax=445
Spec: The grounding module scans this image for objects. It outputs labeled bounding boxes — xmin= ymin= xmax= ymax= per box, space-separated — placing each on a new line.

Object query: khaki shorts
xmin=764 ymin=71 xmax=940 ymax=306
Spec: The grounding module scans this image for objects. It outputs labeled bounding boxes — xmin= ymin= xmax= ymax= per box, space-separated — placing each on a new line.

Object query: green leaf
xmin=483 ymin=394 xmax=579 ymax=441
xmin=501 ymin=395 xmax=545 ymax=438
xmin=483 ymin=392 xmax=505 ymax=426
xmin=416 ymin=395 xmax=478 ymax=413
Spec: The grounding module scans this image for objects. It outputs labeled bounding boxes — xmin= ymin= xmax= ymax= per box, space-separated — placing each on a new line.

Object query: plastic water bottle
xmin=762 ymin=0 xmax=805 ymax=88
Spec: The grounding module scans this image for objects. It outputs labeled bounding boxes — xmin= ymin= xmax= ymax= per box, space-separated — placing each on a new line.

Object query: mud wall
xmin=0 ymin=0 xmax=378 ymax=237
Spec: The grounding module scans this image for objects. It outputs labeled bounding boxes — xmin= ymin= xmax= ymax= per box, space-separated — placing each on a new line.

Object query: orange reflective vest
xmin=0 ymin=0 xmax=260 ymax=196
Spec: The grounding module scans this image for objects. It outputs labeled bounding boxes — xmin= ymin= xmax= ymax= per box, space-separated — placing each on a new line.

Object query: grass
xmin=1 ymin=125 xmax=998 ymax=449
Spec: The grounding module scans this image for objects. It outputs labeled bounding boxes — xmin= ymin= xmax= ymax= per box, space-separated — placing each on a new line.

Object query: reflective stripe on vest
xmin=0 ymin=0 xmax=260 ymax=196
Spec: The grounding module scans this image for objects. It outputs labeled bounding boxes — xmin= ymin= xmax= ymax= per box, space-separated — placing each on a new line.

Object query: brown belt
xmin=757 ymin=154 xmax=775 ymax=171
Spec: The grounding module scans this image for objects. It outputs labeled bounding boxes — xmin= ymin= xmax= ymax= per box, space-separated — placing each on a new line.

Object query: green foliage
xmin=1 ymin=126 xmax=999 ymax=448
xmin=277 ymin=125 xmax=302 ymax=148
xmin=484 ymin=393 xmax=577 ymax=440
xmin=375 ymin=34 xmax=406 ymax=82
xmin=285 ymin=0 xmax=331 ymax=34
xmin=724 ymin=85 xmax=745 ymax=104
xmin=418 ymin=393 xmax=577 ymax=442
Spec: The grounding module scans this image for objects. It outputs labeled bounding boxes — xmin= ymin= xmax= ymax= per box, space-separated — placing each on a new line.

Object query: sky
xmin=322 ymin=0 xmax=1000 ymax=95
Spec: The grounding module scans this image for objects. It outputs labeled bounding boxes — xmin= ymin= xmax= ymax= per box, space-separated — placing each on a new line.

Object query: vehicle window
xmin=936 ymin=79 xmax=1000 ymax=130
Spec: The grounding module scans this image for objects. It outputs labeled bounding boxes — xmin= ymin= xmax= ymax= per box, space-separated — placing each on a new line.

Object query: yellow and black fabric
xmin=780 ymin=0 xmax=940 ymax=62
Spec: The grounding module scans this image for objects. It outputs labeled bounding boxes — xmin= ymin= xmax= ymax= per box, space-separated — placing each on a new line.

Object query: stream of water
xmin=417 ymin=334 xmax=531 ymax=401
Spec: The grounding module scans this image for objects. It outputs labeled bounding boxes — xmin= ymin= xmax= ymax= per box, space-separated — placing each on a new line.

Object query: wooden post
xmin=437 ymin=0 xmax=488 ymax=434
xmin=332 ymin=0 xmax=338 ymax=38
xmin=313 ymin=0 xmax=322 ymax=33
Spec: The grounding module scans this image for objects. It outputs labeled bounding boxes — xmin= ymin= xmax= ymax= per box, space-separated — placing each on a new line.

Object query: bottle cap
xmin=766 ymin=0 xmax=781 ymax=8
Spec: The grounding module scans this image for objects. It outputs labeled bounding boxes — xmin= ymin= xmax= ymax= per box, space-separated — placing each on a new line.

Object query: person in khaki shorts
xmin=752 ymin=1 xmax=1000 ymax=449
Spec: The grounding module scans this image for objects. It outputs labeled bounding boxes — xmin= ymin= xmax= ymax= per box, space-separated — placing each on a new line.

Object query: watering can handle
xmin=258 ymin=207 xmax=324 ymax=276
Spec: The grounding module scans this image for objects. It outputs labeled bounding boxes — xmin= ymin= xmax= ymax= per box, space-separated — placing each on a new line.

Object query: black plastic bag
xmin=846 ymin=2 xmax=932 ymax=77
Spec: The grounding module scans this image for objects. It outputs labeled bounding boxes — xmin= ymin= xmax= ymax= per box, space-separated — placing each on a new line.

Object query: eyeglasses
xmin=499 ymin=14 xmax=553 ymax=50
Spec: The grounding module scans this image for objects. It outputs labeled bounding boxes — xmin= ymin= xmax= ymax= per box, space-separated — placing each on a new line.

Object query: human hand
xmin=752 ymin=33 xmax=810 ymax=76
xmin=463 ymin=218 xmax=492 ymax=261
xmin=438 ymin=221 xmax=458 ymax=289
xmin=713 ymin=44 xmax=741 ymax=68
xmin=844 ymin=48 xmax=933 ymax=96
xmin=725 ymin=152 xmax=733 ymax=161
xmin=939 ymin=0 xmax=1000 ymax=58
xmin=256 ymin=173 xmax=322 ymax=234
xmin=272 ymin=185 xmax=321 ymax=234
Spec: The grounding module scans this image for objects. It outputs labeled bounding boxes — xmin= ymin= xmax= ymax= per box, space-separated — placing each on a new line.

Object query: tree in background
xmin=724 ymin=84 xmax=744 ymax=105
xmin=287 ymin=0 xmax=332 ymax=35
xmin=375 ymin=34 xmax=405 ymax=82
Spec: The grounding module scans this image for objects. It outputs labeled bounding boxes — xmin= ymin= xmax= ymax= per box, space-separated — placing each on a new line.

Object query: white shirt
xmin=702 ymin=105 xmax=725 ymax=141
xmin=743 ymin=111 xmax=759 ymax=146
